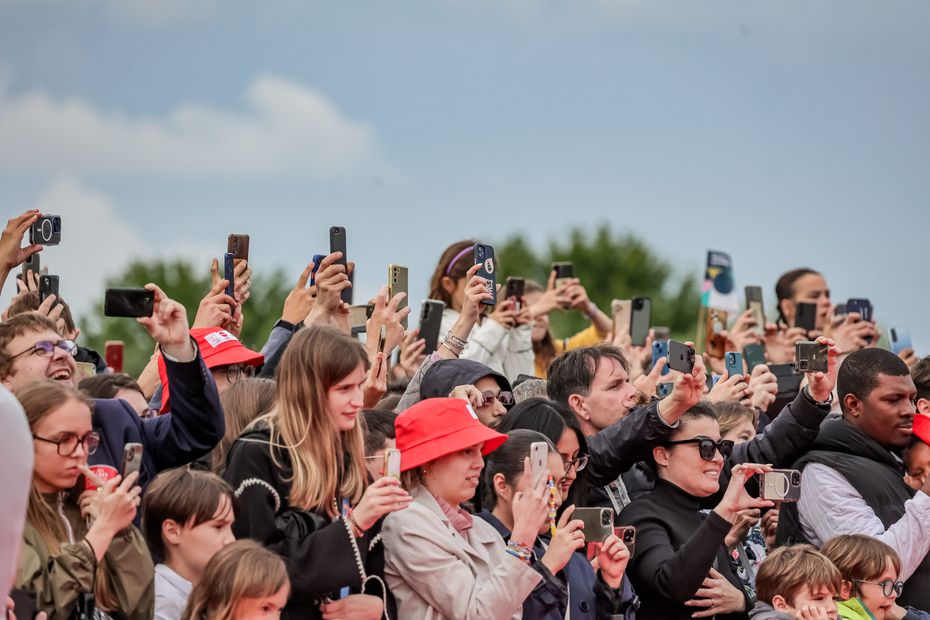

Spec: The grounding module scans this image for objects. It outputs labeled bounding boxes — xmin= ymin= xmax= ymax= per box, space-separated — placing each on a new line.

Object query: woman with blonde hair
xmin=224 ymin=325 xmax=411 ymax=619
xmin=181 ymin=540 xmax=290 ymax=620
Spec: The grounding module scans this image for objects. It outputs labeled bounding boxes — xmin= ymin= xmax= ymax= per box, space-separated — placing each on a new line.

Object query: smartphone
xmin=745 ymin=286 xmax=766 ymax=335
xmin=310 ymin=253 xmax=326 ymax=286
xmin=388 ymin=264 xmax=409 ymax=329
xmin=105 ymin=341 xmax=124 ymax=373
xmin=770 ymin=363 xmax=803 ymax=397
xmin=615 ymin=525 xmax=636 ymax=556
xmin=759 ymin=469 xmax=802 ymax=502
xmin=552 ymin=262 xmax=573 ymax=287
xmin=29 ymin=214 xmax=61 ymax=246
xmin=656 ymin=382 xmax=673 ymax=399
xmin=226 ymin=233 xmax=250 ymax=262
xmin=889 ymin=327 xmax=912 ymax=355
xmin=104 ymin=288 xmax=155 ymax=318
xmin=9 ymin=589 xmax=38 ymax=620
xmin=795 ymin=340 xmax=829 ymax=373
xmin=574 ymin=507 xmax=613 ymax=543
xmin=349 ymin=304 xmax=374 ymax=335
xmin=704 ymin=308 xmax=728 ymax=358
xmin=834 ymin=303 xmax=847 ymax=317
xmin=419 ymin=300 xmax=445 ymax=355
xmin=743 ymin=343 xmax=767 ymax=372
xmin=724 ymin=351 xmax=744 ymax=378
xmin=39 ymin=274 xmax=59 ymax=304
xmin=224 ymin=252 xmax=236 ymax=313
xmin=630 ymin=297 xmax=652 ymax=347
xmin=652 ymin=326 xmax=671 ymax=342
xmin=21 ymin=252 xmax=40 ymax=280
xmin=795 ymin=302 xmax=817 ymax=332
xmin=121 ymin=442 xmax=143 ymax=478
xmin=530 ymin=441 xmax=547 ymax=487
xmin=384 ymin=448 xmax=401 ymax=480
xmin=505 ymin=277 xmax=525 ymax=312
xmin=611 ymin=299 xmax=632 ymax=339
xmin=652 ymin=340 xmax=670 ymax=376
xmin=473 ymin=243 xmax=497 ymax=306
xmin=329 ymin=226 xmax=352 ymax=304
xmin=668 ymin=339 xmax=695 ymax=374
xmin=846 ymin=298 xmax=873 ymax=322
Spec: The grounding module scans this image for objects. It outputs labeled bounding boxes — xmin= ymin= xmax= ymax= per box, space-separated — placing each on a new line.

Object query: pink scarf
xmin=435 ymin=496 xmax=474 ymax=535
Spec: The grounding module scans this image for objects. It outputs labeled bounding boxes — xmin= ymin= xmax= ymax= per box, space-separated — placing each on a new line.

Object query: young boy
xmin=141 ymin=468 xmax=236 ymax=620
xmin=904 ymin=414 xmax=930 ymax=490
xmin=361 ymin=408 xmax=397 ymax=481
xmin=750 ymin=544 xmax=841 ymax=620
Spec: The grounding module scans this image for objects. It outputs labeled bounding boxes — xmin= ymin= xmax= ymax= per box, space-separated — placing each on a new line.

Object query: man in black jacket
xmin=778 ymin=347 xmax=930 ymax=610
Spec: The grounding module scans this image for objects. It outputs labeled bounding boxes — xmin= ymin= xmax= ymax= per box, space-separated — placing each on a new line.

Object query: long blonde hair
xmin=265 ymin=325 xmax=370 ymax=514
xmin=181 ymin=540 xmax=289 ymax=620
xmin=19 ymin=380 xmax=120 ymax=611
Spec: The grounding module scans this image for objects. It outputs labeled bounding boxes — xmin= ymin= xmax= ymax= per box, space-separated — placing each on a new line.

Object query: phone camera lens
xmin=52 ymin=217 xmax=61 ymax=233
xmin=624 ymin=530 xmax=634 ymax=542
xmin=800 ymin=360 xmax=809 ymax=371
xmin=792 ymin=472 xmax=801 ymax=485
xmin=601 ymin=512 xmax=611 ymax=526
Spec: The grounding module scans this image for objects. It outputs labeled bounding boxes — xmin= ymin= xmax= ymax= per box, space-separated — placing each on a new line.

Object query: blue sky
xmin=1 ymin=1 xmax=928 ymax=352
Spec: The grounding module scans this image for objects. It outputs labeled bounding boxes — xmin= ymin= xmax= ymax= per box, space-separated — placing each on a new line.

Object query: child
xmin=821 ymin=534 xmax=930 ymax=620
xmin=903 ymin=414 xmax=930 ymax=491
xmin=141 ymin=468 xmax=236 ymax=620
xmin=361 ymin=408 xmax=397 ymax=481
xmin=749 ymin=544 xmax=840 ymax=619
xmin=181 ymin=540 xmax=290 ymax=620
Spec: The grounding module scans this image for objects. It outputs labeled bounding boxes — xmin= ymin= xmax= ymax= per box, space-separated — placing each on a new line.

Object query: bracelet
xmin=445 ymin=333 xmax=467 ymax=349
xmin=346 ymin=508 xmax=365 ymax=538
xmin=505 ymin=539 xmax=533 ymax=562
xmin=440 ymin=342 xmax=462 ymax=358
xmin=803 ymin=386 xmax=834 ymax=408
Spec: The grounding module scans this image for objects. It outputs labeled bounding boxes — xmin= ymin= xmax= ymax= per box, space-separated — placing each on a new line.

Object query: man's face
xmin=847 ymin=373 xmax=917 ymax=449
xmin=573 ymin=357 xmax=638 ymax=434
xmin=1 ymin=328 xmax=77 ymax=393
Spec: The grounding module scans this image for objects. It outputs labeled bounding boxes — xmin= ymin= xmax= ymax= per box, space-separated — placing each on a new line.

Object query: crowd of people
xmin=0 ymin=208 xmax=928 ymax=620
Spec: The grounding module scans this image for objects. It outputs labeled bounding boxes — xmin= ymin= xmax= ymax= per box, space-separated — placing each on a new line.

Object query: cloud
xmin=0 ymin=0 xmax=218 ymax=26
xmin=0 ymin=74 xmax=378 ymax=179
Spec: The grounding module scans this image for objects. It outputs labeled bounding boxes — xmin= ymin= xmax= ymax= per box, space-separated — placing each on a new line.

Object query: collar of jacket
xmin=813 ymin=418 xmax=905 ymax=474
xmin=411 ymin=486 xmax=499 ymax=550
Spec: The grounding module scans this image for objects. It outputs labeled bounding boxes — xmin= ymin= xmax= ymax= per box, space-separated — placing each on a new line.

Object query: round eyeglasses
xmin=33 ymin=431 xmax=100 ymax=457
xmin=8 ymin=339 xmax=77 ymax=362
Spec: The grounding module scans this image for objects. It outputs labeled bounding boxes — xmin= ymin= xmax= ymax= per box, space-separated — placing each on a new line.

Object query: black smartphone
xmin=473 ymin=243 xmax=497 ymax=306
xmin=224 ymin=252 xmax=236 ymax=314
xmin=21 ymin=252 xmax=40 ymax=280
xmin=9 ymin=588 xmax=38 ymax=620
xmin=227 ymin=233 xmax=250 ymax=262
xmin=745 ymin=285 xmax=766 ymax=335
xmin=121 ymin=442 xmax=143 ymax=477
xmin=846 ymin=298 xmax=873 ymax=322
xmin=419 ymin=300 xmax=445 ymax=355
xmin=505 ymin=277 xmax=525 ymax=311
xmin=629 ymin=297 xmax=652 ymax=346
xmin=29 ymin=214 xmax=61 ymax=246
xmin=552 ymin=262 xmax=574 ymax=287
xmin=795 ymin=302 xmax=817 ymax=332
xmin=39 ymin=274 xmax=59 ymax=304
xmin=743 ymin=343 xmax=767 ymax=372
xmin=795 ymin=340 xmax=829 ymax=373
xmin=104 ymin=288 xmax=155 ymax=318
xmin=667 ymin=339 xmax=695 ymax=374
xmin=329 ymin=226 xmax=352 ymax=304
xmin=769 ymin=363 xmax=804 ymax=397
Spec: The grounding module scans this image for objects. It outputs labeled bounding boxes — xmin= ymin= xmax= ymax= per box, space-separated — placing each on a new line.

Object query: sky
xmin=0 ymin=1 xmax=928 ymax=351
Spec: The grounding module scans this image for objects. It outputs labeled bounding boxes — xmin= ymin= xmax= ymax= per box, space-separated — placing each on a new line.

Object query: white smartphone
xmin=530 ymin=442 xmax=547 ymax=487
xmin=384 ymin=448 xmax=401 ymax=479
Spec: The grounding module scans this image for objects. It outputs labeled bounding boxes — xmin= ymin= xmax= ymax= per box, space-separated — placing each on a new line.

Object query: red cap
xmin=157 ymin=327 xmax=264 ymax=413
xmin=394 ymin=398 xmax=508 ymax=472
xmin=914 ymin=414 xmax=930 ymax=446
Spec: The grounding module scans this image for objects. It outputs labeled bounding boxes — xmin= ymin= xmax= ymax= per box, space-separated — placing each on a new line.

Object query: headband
xmin=445 ymin=246 xmax=473 ymax=276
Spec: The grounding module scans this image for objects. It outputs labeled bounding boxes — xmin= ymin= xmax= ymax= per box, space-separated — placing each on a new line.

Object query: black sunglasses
xmin=664 ymin=437 xmax=734 ymax=461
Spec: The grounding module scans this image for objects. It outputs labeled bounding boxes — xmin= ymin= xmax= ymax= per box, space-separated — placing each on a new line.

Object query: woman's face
xmin=504 ymin=451 xmax=565 ymax=534
xmin=326 ymin=363 xmax=367 ymax=433
xmin=555 ymin=428 xmax=581 ymax=501
xmin=656 ymin=416 xmax=724 ymax=498
xmin=233 ymin=583 xmax=290 ymax=619
xmin=721 ymin=417 xmax=756 ymax=444
xmin=425 ymin=442 xmax=486 ymax=506
xmin=784 ymin=273 xmax=832 ymax=330
xmin=32 ymin=398 xmax=93 ymax=494
xmin=856 ymin=558 xmax=899 ymax=620
xmin=523 ymin=291 xmax=549 ymax=343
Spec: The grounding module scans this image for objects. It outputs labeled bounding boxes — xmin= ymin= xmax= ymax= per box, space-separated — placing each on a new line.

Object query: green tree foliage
xmin=79 ymin=259 xmax=290 ymax=376
xmin=496 ymin=224 xmax=700 ymax=340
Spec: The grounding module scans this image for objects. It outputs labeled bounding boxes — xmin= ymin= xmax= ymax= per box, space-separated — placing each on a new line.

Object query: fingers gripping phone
xmin=724 ymin=351 xmax=743 ymax=378
xmin=389 ymin=264 xmax=409 ymax=329
xmin=419 ymin=300 xmax=445 ymax=355
xmin=473 ymin=243 xmax=497 ymax=306
xmin=611 ymin=299 xmax=632 ymax=339
xmin=630 ymin=297 xmax=651 ymax=347
xmin=39 ymin=274 xmax=59 ymax=305
xmin=104 ymin=288 xmax=155 ymax=318
xmin=615 ymin=525 xmax=636 ymax=556
xmin=759 ymin=469 xmax=801 ymax=502
xmin=530 ymin=441 xmax=547 ymax=487
xmin=21 ymin=252 xmax=40 ymax=280
xmin=121 ymin=442 xmax=143 ymax=478
xmin=795 ymin=340 xmax=828 ymax=373
xmin=552 ymin=262 xmax=573 ymax=288
xmin=576 ymin=507 xmax=614 ymax=561
xmin=329 ymin=226 xmax=353 ymax=305
xmin=505 ymin=277 xmax=525 ymax=312
xmin=668 ymin=339 xmax=695 ymax=374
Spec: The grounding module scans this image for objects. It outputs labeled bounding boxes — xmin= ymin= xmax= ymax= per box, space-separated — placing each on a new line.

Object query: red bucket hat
xmin=914 ymin=413 xmax=930 ymax=446
xmin=395 ymin=398 xmax=508 ymax=472
xmin=157 ymin=327 xmax=264 ymax=413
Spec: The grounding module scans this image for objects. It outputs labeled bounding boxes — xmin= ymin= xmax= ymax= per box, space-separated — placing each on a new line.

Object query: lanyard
xmin=605 ymin=477 xmax=631 ymax=516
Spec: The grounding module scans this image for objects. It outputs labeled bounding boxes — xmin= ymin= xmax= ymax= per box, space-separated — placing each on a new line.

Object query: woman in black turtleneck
xmin=619 ymin=402 xmax=773 ymax=620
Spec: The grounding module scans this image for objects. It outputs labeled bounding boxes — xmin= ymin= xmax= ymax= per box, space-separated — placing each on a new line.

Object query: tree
xmin=79 ymin=259 xmax=291 ymax=376
xmin=496 ymin=223 xmax=700 ymax=340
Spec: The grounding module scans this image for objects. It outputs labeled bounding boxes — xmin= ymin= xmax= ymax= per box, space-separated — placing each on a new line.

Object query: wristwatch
xmin=803 ymin=386 xmax=833 ymax=408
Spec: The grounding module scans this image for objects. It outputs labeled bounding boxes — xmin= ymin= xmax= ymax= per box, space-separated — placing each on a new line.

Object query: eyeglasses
xmin=479 ymin=391 xmax=514 ymax=408
xmin=8 ymin=339 xmax=77 ymax=362
xmin=224 ymin=364 xmax=255 ymax=384
xmin=33 ymin=431 xmax=100 ymax=456
xmin=854 ymin=579 xmax=904 ymax=598
xmin=664 ymin=437 xmax=734 ymax=461
xmin=563 ymin=454 xmax=589 ymax=474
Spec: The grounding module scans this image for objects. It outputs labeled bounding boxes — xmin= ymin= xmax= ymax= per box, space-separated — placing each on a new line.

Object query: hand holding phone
xmin=473 ymin=243 xmax=497 ymax=306
xmin=329 ymin=226 xmax=353 ymax=304
xmin=121 ymin=442 xmax=143 ymax=478
xmin=530 ymin=441 xmax=547 ymax=488
xmin=384 ymin=448 xmax=401 ymax=480
xmin=39 ymin=274 xmax=59 ymax=305
xmin=104 ymin=288 xmax=155 ymax=318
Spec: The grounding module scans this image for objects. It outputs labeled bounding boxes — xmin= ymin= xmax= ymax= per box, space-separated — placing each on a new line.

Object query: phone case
xmin=745 ymin=286 xmax=766 ymax=335
xmin=890 ymin=327 xmax=912 ymax=355
xmin=310 ymin=254 xmax=326 ymax=286
xmin=21 ymin=252 xmax=40 ymax=278
xmin=760 ymin=469 xmax=801 ymax=502
xmin=552 ymin=262 xmax=573 ymax=286
xmin=419 ymin=301 xmax=445 ymax=355
xmin=574 ymin=507 xmax=613 ymax=543
xmin=652 ymin=341 xmax=670 ymax=376
xmin=795 ymin=303 xmax=817 ymax=332
xmin=227 ymin=234 xmax=250 ymax=261
xmin=656 ymin=382 xmax=673 ymax=398
xmin=29 ymin=215 xmax=61 ymax=246
xmin=224 ymin=253 xmax=235 ymax=306
xmin=743 ymin=343 xmax=767 ymax=372
xmin=473 ymin=243 xmax=497 ymax=306
xmin=616 ymin=526 xmax=636 ymax=556
xmin=724 ymin=351 xmax=744 ymax=377
xmin=39 ymin=274 xmax=59 ymax=304
xmin=795 ymin=341 xmax=828 ymax=373
xmin=104 ymin=288 xmax=155 ymax=318
xmin=770 ymin=363 xmax=804 ymax=396
xmin=703 ymin=308 xmax=728 ymax=358
xmin=329 ymin=226 xmax=352 ymax=304
xmin=667 ymin=340 xmax=695 ymax=374
xmin=530 ymin=442 xmax=547 ymax=487
xmin=630 ymin=297 xmax=652 ymax=346
xmin=389 ymin=264 xmax=409 ymax=329
xmin=384 ymin=449 xmax=401 ymax=479
xmin=121 ymin=443 xmax=143 ymax=477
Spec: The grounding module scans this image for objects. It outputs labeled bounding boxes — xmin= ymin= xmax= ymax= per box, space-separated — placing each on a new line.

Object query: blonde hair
xmin=212 ymin=377 xmax=276 ymax=474
xmin=821 ymin=534 xmax=901 ymax=597
xmin=264 ymin=326 xmax=370 ymax=515
xmin=181 ymin=540 xmax=289 ymax=620
xmin=756 ymin=544 xmax=841 ymax=605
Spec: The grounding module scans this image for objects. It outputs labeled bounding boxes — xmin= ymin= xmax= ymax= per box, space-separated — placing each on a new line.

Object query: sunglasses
xmin=664 ymin=437 xmax=734 ymax=461
xmin=479 ymin=391 xmax=514 ymax=408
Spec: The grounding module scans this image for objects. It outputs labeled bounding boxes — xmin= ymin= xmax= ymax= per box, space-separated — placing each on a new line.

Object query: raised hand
xmin=353 ymin=477 xmax=412 ymax=531
xmin=0 ymin=210 xmax=42 ymax=287
xmin=685 ymin=568 xmax=747 ymax=617
xmin=749 ymin=364 xmax=778 ymax=411
xmin=657 ymin=343 xmax=707 ymax=425
xmin=137 ymin=284 xmax=195 ymax=361
xmin=541 ymin=505 xmax=585 ymax=575
xmin=192 ymin=277 xmax=237 ymax=332
xmin=304 ymin=252 xmax=353 ymax=330
xmin=707 ymin=370 xmax=752 ymax=407
xmin=281 ymin=261 xmax=317 ymax=325
xmin=806 ymin=336 xmax=839 ymax=402
xmin=714 ymin=463 xmax=774 ymax=523
xmin=596 ymin=533 xmax=632 ymax=589
xmin=510 ymin=457 xmax=550 ymax=546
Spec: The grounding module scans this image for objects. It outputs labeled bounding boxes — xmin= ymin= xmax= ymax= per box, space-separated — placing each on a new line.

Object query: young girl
xmin=181 ymin=540 xmax=289 ymax=620
xmin=16 ymin=380 xmax=153 ymax=619
xmin=224 ymin=325 xmax=411 ymax=619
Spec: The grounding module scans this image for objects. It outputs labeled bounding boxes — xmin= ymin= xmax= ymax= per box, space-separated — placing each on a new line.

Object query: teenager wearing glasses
xmin=619 ymin=401 xmax=774 ymax=620
xmin=15 ymin=380 xmax=153 ymax=619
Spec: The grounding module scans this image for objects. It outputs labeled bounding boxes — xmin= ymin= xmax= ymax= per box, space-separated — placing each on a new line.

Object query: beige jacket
xmin=382 ymin=487 xmax=540 ymax=620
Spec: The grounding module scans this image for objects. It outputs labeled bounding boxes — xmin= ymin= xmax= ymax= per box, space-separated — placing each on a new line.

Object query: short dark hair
xmin=912 ymin=356 xmax=930 ymax=403
xmin=0 ymin=313 xmax=61 ymax=380
xmin=482 ymin=429 xmax=555 ymax=509
xmin=361 ymin=409 xmax=397 ymax=455
xmin=837 ymin=348 xmax=910 ymax=414
xmin=6 ymin=291 xmax=76 ymax=333
xmin=547 ymin=344 xmax=630 ymax=405
xmin=141 ymin=468 xmax=236 ymax=563
xmin=78 ymin=373 xmax=144 ymax=400
xmin=755 ymin=545 xmax=840 ymax=606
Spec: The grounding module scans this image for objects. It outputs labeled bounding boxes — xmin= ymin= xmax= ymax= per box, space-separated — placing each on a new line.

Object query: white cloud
xmin=0 ymin=75 xmax=378 ymax=179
